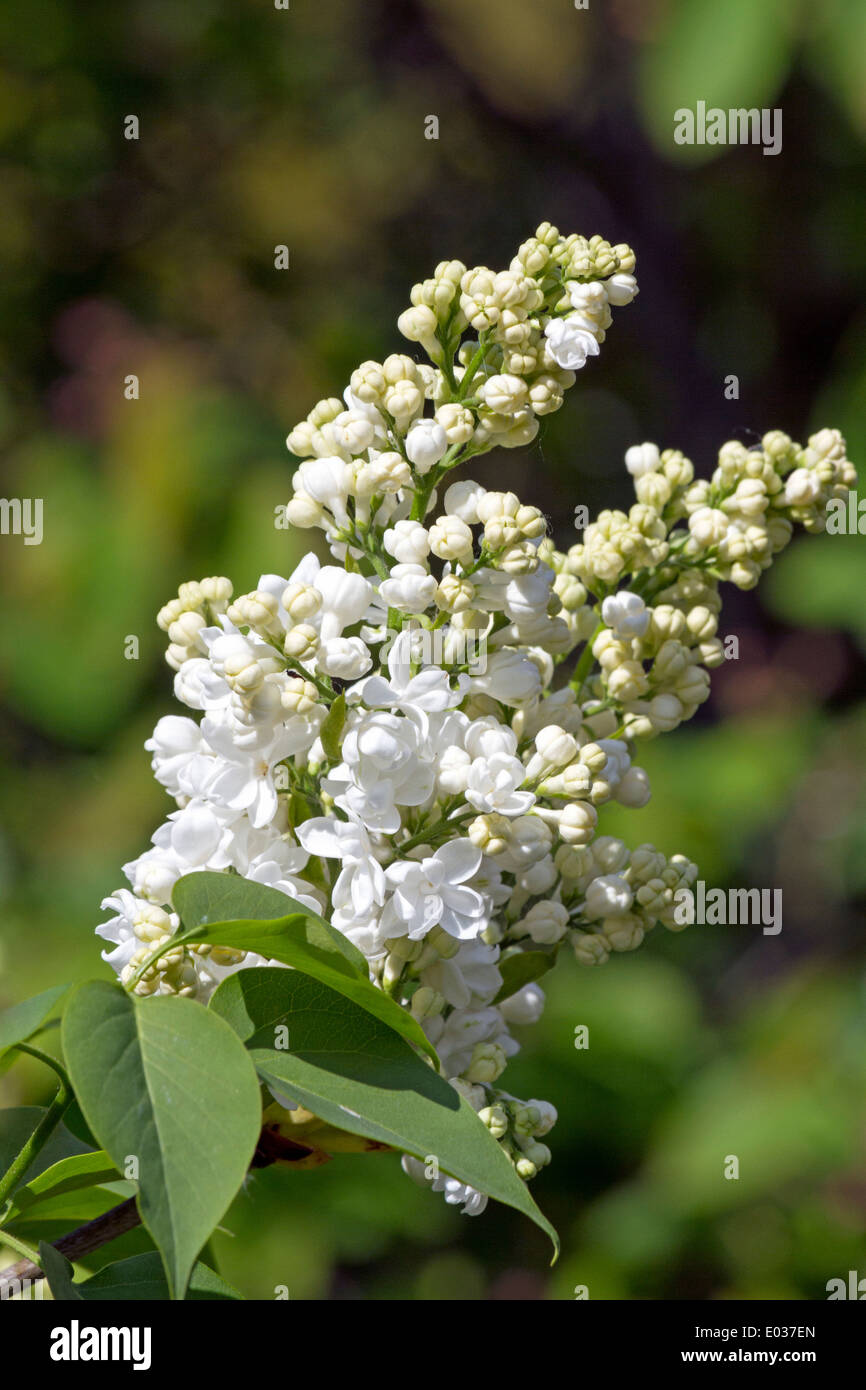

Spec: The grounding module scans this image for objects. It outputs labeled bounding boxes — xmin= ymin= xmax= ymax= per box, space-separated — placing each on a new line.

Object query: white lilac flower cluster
xmin=96 ymin=224 xmax=856 ymax=1218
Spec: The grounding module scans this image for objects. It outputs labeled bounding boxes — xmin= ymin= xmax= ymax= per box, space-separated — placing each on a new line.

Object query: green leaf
xmin=38 ymin=1242 xmax=82 ymax=1301
xmin=172 ymin=871 xmax=439 ymax=1065
xmin=3 ymin=1151 xmax=120 ymax=1223
xmin=319 ymin=691 xmax=346 ymax=760
xmin=61 ymin=982 xmax=262 ymax=1299
xmin=0 ymin=984 xmax=71 ymax=1060
xmin=77 ymin=1252 xmax=243 ymax=1301
xmin=9 ymin=1185 xmax=130 ymax=1231
xmin=494 ymin=949 xmax=556 ymax=1005
xmin=210 ymin=968 xmax=559 ymax=1257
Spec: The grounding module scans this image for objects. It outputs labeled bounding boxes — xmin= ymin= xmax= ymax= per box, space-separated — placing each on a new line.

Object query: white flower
xmin=428 ymin=514 xmax=474 ymax=563
xmin=688 ymin=506 xmax=729 ymax=546
xmin=443 ymin=479 xmax=486 ymax=524
xmin=499 ymin=981 xmax=546 ymax=1025
xmin=380 ymin=840 xmax=487 ymax=941
xmin=518 ymin=900 xmax=569 ymax=944
xmin=173 ymin=658 xmax=232 ymax=712
xmin=308 ymin=565 xmax=377 ymax=642
xmin=378 ymin=563 xmax=438 ymax=613
xmin=464 ymin=716 xmax=518 ymax=761
xmin=784 ymin=467 xmax=821 ymax=505
xmin=332 ymin=409 xmax=376 ymax=456
xmin=601 ymin=589 xmax=650 ymax=638
xmin=145 ymin=716 xmax=213 ymax=798
xmin=296 ymin=815 xmax=387 ymax=945
xmin=355 ymin=629 xmax=467 ymax=715
xmin=606 ymin=272 xmax=639 ymax=306
xmin=383 ymin=520 xmax=431 ymax=565
xmin=614 ymin=765 xmax=651 ymax=808
xmin=469 ymin=649 xmax=542 ymax=705
xmin=326 ymin=709 xmax=434 ymax=834
xmin=465 ymin=751 xmax=535 ymax=817
xmin=154 ymin=802 xmax=238 ymax=870
xmin=624 ymin=442 xmax=660 ymax=478
xmin=96 ymin=890 xmax=178 ymax=973
xmin=401 ymin=1156 xmax=488 ymax=1216
xmin=199 ymin=718 xmax=303 ymax=828
xmin=479 ymin=373 xmax=527 ymax=414
xmin=316 ymin=635 xmax=372 ymax=679
xmin=583 ymin=873 xmax=634 ymax=920
xmin=405 ymin=418 xmax=448 ymax=473
xmin=420 ymin=938 xmax=502 ymax=1009
xmin=544 ymin=316 xmax=600 ymax=370
xmin=294 ymin=456 xmax=354 ymax=527
xmin=434 ymin=1006 xmax=516 ymax=1079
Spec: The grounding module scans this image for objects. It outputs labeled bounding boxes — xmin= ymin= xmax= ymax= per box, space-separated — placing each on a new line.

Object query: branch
xmin=0 ymin=1119 xmax=303 ymax=1297
xmin=0 ymin=1196 xmax=140 ymax=1297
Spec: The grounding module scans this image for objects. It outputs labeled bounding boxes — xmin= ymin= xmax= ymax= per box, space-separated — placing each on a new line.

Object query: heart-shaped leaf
xmin=62 ymin=982 xmax=262 ymax=1299
xmin=171 ymin=872 xmax=438 ymax=1065
xmin=210 ymin=968 xmax=558 ymax=1257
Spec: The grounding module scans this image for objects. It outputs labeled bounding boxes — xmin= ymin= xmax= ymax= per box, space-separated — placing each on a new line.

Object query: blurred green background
xmin=1 ymin=0 xmax=865 ymax=1299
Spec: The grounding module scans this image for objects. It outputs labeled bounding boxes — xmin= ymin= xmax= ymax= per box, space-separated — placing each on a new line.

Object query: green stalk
xmin=0 ymin=1046 xmax=72 ymax=1212
xmin=569 ymin=620 xmax=604 ymax=697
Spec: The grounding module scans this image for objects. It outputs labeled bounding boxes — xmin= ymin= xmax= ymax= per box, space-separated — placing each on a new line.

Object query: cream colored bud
xmin=280 ymin=677 xmax=320 ymax=715
xmin=557 ymin=801 xmax=598 ymax=845
xmin=649 ymin=693 xmax=684 ymax=732
xmin=435 ymin=573 xmax=476 ymax=613
xmin=410 ymin=985 xmax=445 ymax=1021
xmin=607 ymin=661 xmax=649 ymax=702
xmin=227 ymin=590 xmax=282 ymax=634
xmin=685 ymin=605 xmax=717 ymax=642
xmin=286 ymin=493 xmax=325 ymax=528
xmin=283 ymin=624 xmax=320 ymax=662
xmin=398 ymin=304 xmax=438 ymax=345
xmin=478 ymin=1105 xmax=509 ymax=1140
xmin=435 ymin=402 xmax=475 ymax=445
xmin=157 ymin=598 xmax=185 ymax=632
xmin=427 ymin=925 xmax=461 ymax=959
xmin=465 ymin=1041 xmax=507 ymax=1085
xmin=177 ymin=581 xmax=204 ymax=609
xmin=497 ymin=540 xmax=540 ymax=574
xmin=200 ymin=576 xmax=233 ymax=608
xmin=535 ymin=724 xmax=578 ymax=768
xmin=518 ymin=900 xmax=569 ymax=944
xmin=167 ymin=610 xmax=207 ymax=647
xmin=133 ymin=904 xmax=174 ymax=944
xmin=480 ymin=373 xmax=528 ymax=414
xmin=429 ymin=514 xmax=474 ymax=562
xmin=468 ymin=813 xmax=511 ymax=856
xmin=577 ymin=741 xmax=608 ymax=776
xmin=281 ymin=582 xmax=323 ymax=622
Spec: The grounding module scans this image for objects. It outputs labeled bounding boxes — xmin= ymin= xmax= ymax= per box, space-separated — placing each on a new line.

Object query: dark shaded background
xmin=1 ymin=0 xmax=865 ymax=1298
